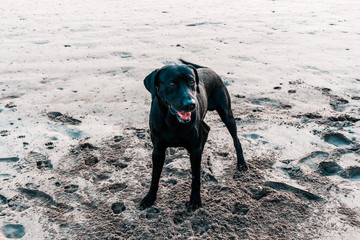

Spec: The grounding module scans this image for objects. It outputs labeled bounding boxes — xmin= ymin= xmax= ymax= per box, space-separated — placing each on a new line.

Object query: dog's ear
xmin=189 ymin=66 xmax=200 ymax=93
xmin=143 ymin=69 xmax=160 ymax=99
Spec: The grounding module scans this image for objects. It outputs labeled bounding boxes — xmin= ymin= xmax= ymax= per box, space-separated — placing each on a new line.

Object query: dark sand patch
xmin=0 ymin=157 xmax=19 ymax=163
xmin=47 ymin=112 xmax=82 ymax=125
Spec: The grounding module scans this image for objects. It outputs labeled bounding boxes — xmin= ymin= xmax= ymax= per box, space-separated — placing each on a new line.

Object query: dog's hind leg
xmin=139 ymin=147 xmax=166 ymax=209
xmin=214 ymin=92 xmax=248 ymax=171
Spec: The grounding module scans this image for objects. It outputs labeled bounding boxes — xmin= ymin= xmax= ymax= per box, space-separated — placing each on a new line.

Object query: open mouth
xmin=169 ymin=106 xmax=192 ymax=123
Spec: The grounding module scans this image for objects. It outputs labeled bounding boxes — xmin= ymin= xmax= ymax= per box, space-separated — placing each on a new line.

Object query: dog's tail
xmin=179 ymin=59 xmax=206 ymax=69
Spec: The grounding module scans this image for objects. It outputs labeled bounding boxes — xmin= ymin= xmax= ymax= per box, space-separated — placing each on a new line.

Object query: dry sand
xmin=1 ymin=0 xmax=360 ymax=239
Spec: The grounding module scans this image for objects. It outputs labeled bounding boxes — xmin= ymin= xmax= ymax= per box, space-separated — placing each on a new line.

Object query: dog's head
xmin=144 ymin=64 xmax=199 ymax=123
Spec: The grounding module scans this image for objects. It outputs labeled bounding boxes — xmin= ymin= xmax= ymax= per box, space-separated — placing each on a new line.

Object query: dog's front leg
xmin=187 ymin=149 xmax=202 ymax=210
xmin=139 ymin=148 xmax=165 ymax=209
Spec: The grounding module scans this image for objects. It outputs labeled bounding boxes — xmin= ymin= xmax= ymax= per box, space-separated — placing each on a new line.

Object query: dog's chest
xmin=152 ymin=124 xmax=199 ymax=147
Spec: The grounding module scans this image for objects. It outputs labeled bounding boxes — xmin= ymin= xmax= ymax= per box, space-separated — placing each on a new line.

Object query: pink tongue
xmin=178 ymin=112 xmax=191 ymax=120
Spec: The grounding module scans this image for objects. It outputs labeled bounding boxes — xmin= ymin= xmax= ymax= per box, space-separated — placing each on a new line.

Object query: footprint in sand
xmin=36 ymin=160 xmax=53 ymax=170
xmin=2 ymin=224 xmax=26 ymax=239
xmin=243 ymin=133 xmax=262 ymax=140
xmin=66 ymin=129 xmax=83 ymax=139
xmin=319 ymin=162 xmax=360 ymax=179
xmin=18 ymin=188 xmax=69 ymax=210
xmin=45 ymin=142 xmax=55 ymax=150
xmin=27 ymin=152 xmax=53 ymax=170
xmin=47 ymin=112 xmax=81 ymax=125
xmin=0 ymin=130 xmax=10 ymax=137
xmin=0 ymin=157 xmax=19 ymax=163
xmin=108 ymin=183 xmax=128 ymax=193
xmin=73 ymin=143 xmax=100 ymax=166
xmin=249 ymin=97 xmax=292 ymax=109
xmin=234 ymin=94 xmax=246 ymax=99
xmin=299 ymin=113 xmax=322 ymax=120
xmin=4 ymin=102 xmax=16 ymax=108
xmin=330 ymin=97 xmax=349 ymax=112
xmin=327 ymin=115 xmax=360 ymax=123
xmin=340 ymin=166 xmax=360 ymax=179
xmin=79 ymin=143 xmax=99 ymax=151
xmin=114 ymin=135 xmax=124 ymax=142
xmin=111 ymin=202 xmax=126 ymax=214
xmin=282 ymin=166 xmax=305 ymax=180
xmin=243 ymin=133 xmax=268 ymax=145
xmin=300 ymin=151 xmax=329 ymax=163
xmin=323 ymin=133 xmax=352 ymax=147
xmin=0 ymin=194 xmax=7 ymax=204
xmin=64 ymin=185 xmax=79 ymax=193
xmin=134 ymin=129 xmax=147 ymax=139
xmin=318 ymin=161 xmax=343 ymax=176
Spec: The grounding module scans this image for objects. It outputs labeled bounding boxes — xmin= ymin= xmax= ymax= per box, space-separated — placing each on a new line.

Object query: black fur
xmin=140 ymin=60 xmax=247 ymax=210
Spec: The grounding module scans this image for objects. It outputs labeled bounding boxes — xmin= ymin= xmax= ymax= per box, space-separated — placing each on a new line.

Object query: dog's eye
xmin=169 ymin=82 xmax=176 ymax=87
xmin=189 ymin=80 xmax=195 ymax=85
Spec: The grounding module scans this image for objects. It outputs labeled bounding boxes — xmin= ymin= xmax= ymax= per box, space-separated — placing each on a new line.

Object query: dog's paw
xmin=237 ymin=163 xmax=248 ymax=172
xmin=186 ymin=196 xmax=202 ymax=211
xmin=139 ymin=193 xmax=157 ymax=210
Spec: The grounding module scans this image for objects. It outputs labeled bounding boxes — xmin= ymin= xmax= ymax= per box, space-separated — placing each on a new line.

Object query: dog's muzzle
xmin=169 ymin=106 xmax=193 ymax=123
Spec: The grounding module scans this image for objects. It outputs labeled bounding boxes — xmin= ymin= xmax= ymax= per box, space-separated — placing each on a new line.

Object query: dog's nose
xmin=183 ymin=99 xmax=196 ymax=112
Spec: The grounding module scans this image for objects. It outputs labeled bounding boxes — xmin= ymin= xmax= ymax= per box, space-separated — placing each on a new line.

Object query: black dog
xmin=140 ymin=59 xmax=247 ymax=210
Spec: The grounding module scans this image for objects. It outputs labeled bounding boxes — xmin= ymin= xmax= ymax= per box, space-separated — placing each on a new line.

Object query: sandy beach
xmin=1 ymin=0 xmax=360 ymax=239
